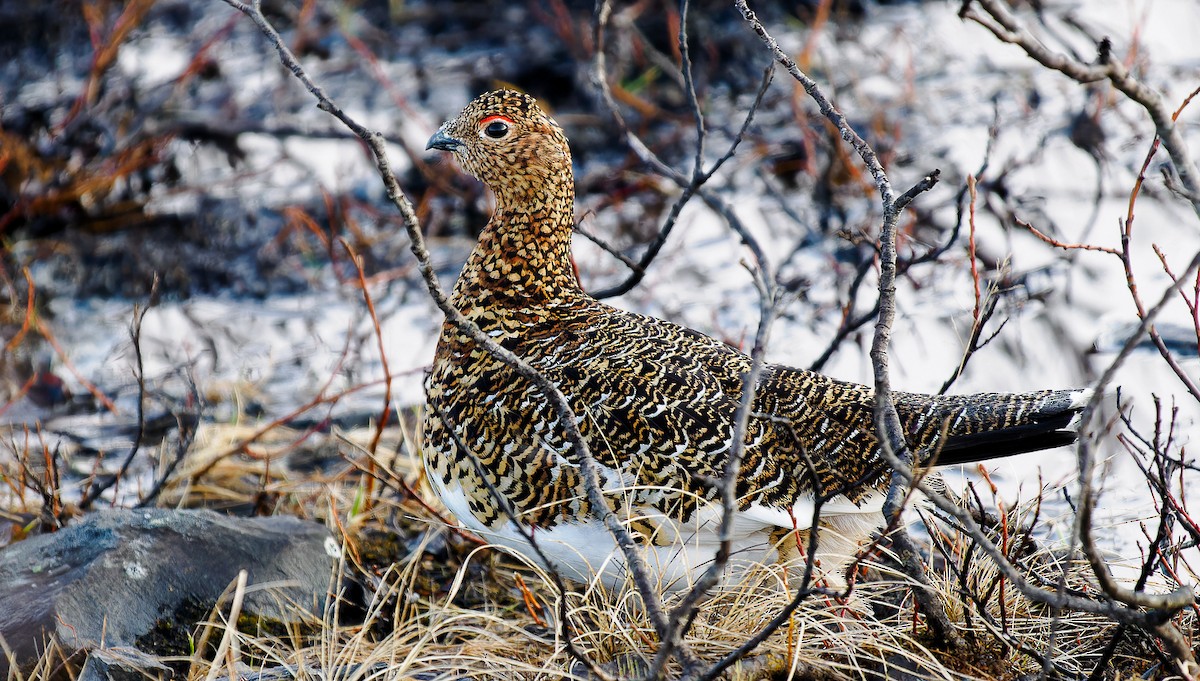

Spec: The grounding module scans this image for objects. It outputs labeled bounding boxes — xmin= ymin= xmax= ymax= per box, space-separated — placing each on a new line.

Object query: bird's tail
xmin=895 ymin=388 xmax=1092 ymax=466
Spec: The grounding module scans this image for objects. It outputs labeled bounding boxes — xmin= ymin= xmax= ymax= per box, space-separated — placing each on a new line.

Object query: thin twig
xmin=341 ymin=238 xmax=391 ymax=511
xmin=1014 ymin=218 xmax=1121 ymax=256
xmin=79 ymin=276 xmax=159 ymax=510
xmin=591 ymin=0 xmax=775 ymax=299
xmin=963 ymin=0 xmax=1200 ymax=214
xmin=737 ymin=0 xmax=963 ymax=647
xmin=136 ymin=372 xmax=201 ymax=508
xmin=224 ymin=0 xmax=679 ymax=664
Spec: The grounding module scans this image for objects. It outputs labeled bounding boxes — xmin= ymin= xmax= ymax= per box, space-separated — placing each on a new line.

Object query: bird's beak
xmin=426 ymin=128 xmax=462 ymax=152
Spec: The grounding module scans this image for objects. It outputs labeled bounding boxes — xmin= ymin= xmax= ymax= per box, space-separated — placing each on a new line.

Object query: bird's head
xmin=427 ymin=90 xmax=573 ymax=209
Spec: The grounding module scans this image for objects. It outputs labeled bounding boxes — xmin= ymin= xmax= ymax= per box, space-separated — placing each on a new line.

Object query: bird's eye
xmin=480 ymin=116 xmax=511 ymax=139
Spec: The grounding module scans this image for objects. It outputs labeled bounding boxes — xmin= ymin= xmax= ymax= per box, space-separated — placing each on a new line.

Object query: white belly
xmin=427 ymin=466 xmax=884 ymax=592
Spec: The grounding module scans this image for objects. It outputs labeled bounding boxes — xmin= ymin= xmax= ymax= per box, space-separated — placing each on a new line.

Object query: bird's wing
xmin=517 ymin=305 xmax=748 ymax=515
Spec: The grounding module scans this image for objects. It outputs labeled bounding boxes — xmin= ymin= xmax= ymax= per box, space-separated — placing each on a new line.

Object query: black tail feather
xmin=934 ymin=410 xmax=1080 ymax=465
xmin=897 ymin=389 xmax=1089 ymax=467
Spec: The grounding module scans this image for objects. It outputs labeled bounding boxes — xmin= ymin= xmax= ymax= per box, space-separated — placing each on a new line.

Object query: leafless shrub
xmin=5 ymin=0 xmax=1198 ymax=679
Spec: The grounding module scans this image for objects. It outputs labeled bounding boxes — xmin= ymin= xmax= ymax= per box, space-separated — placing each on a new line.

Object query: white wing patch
xmin=427 ymin=449 xmax=885 ymax=592
xmin=740 ymin=489 xmax=886 ymax=531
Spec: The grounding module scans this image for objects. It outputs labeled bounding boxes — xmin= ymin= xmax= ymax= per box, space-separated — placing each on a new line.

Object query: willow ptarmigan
xmin=422 ymin=89 xmax=1087 ymax=591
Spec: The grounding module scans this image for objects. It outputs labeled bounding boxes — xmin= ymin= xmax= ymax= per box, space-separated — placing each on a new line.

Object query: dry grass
xmin=3 ymin=403 xmax=1197 ymax=680
xmin=185 ymin=531 xmax=961 ymax=680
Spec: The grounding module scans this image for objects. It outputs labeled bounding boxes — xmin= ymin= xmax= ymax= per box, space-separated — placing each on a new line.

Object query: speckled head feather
xmin=422 ymin=90 xmax=1089 ymax=590
xmin=427 ymin=89 xmax=581 ymax=302
xmin=427 ymin=90 xmax=571 ymax=207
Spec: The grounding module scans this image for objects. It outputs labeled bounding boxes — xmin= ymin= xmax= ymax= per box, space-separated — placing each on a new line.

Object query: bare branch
xmin=1015 ymin=217 xmax=1121 ymax=256
xmin=590 ymin=0 xmax=775 ymax=299
xmin=963 ymin=0 xmax=1200 ymax=217
xmin=1073 ymin=248 xmax=1200 ymax=619
xmin=736 ymin=0 xmax=963 ymax=647
xmin=221 ymin=0 xmax=680 ymax=661
xmin=79 ymin=275 xmax=159 ymax=510
xmin=735 ymin=0 xmax=898 ymax=209
xmin=1122 ymin=128 xmax=1200 ymax=403
xmin=135 ymin=372 xmax=201 ymax=508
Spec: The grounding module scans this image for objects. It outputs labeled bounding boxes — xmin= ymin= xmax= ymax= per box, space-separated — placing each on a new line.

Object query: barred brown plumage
xmin=422 ymin=89 xmax=1088 ymax=590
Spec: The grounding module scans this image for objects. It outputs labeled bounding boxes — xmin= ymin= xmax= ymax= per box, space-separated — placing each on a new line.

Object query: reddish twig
xmin=60 ymin=0 xmax=156 ymax=132
xmin=967 ymin=174 xmax=982 ymax=324
xmin=339 ymin=238 xmax=393 ymax=510
xmin=4 ymin=268 xmax=36 ymax=355
xmin=1014 ymin=218 xmax=1121 ymax=257
xmin=34 ymin=318 xmax=118 ymax=415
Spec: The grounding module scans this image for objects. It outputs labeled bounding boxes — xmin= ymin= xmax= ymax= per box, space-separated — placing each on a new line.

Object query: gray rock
xmin=0 ymin=509 xmax=339 ymax=675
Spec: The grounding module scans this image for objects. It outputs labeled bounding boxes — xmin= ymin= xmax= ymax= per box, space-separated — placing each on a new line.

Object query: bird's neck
xmin=455 ymin=178 xmax=583 ymax=306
